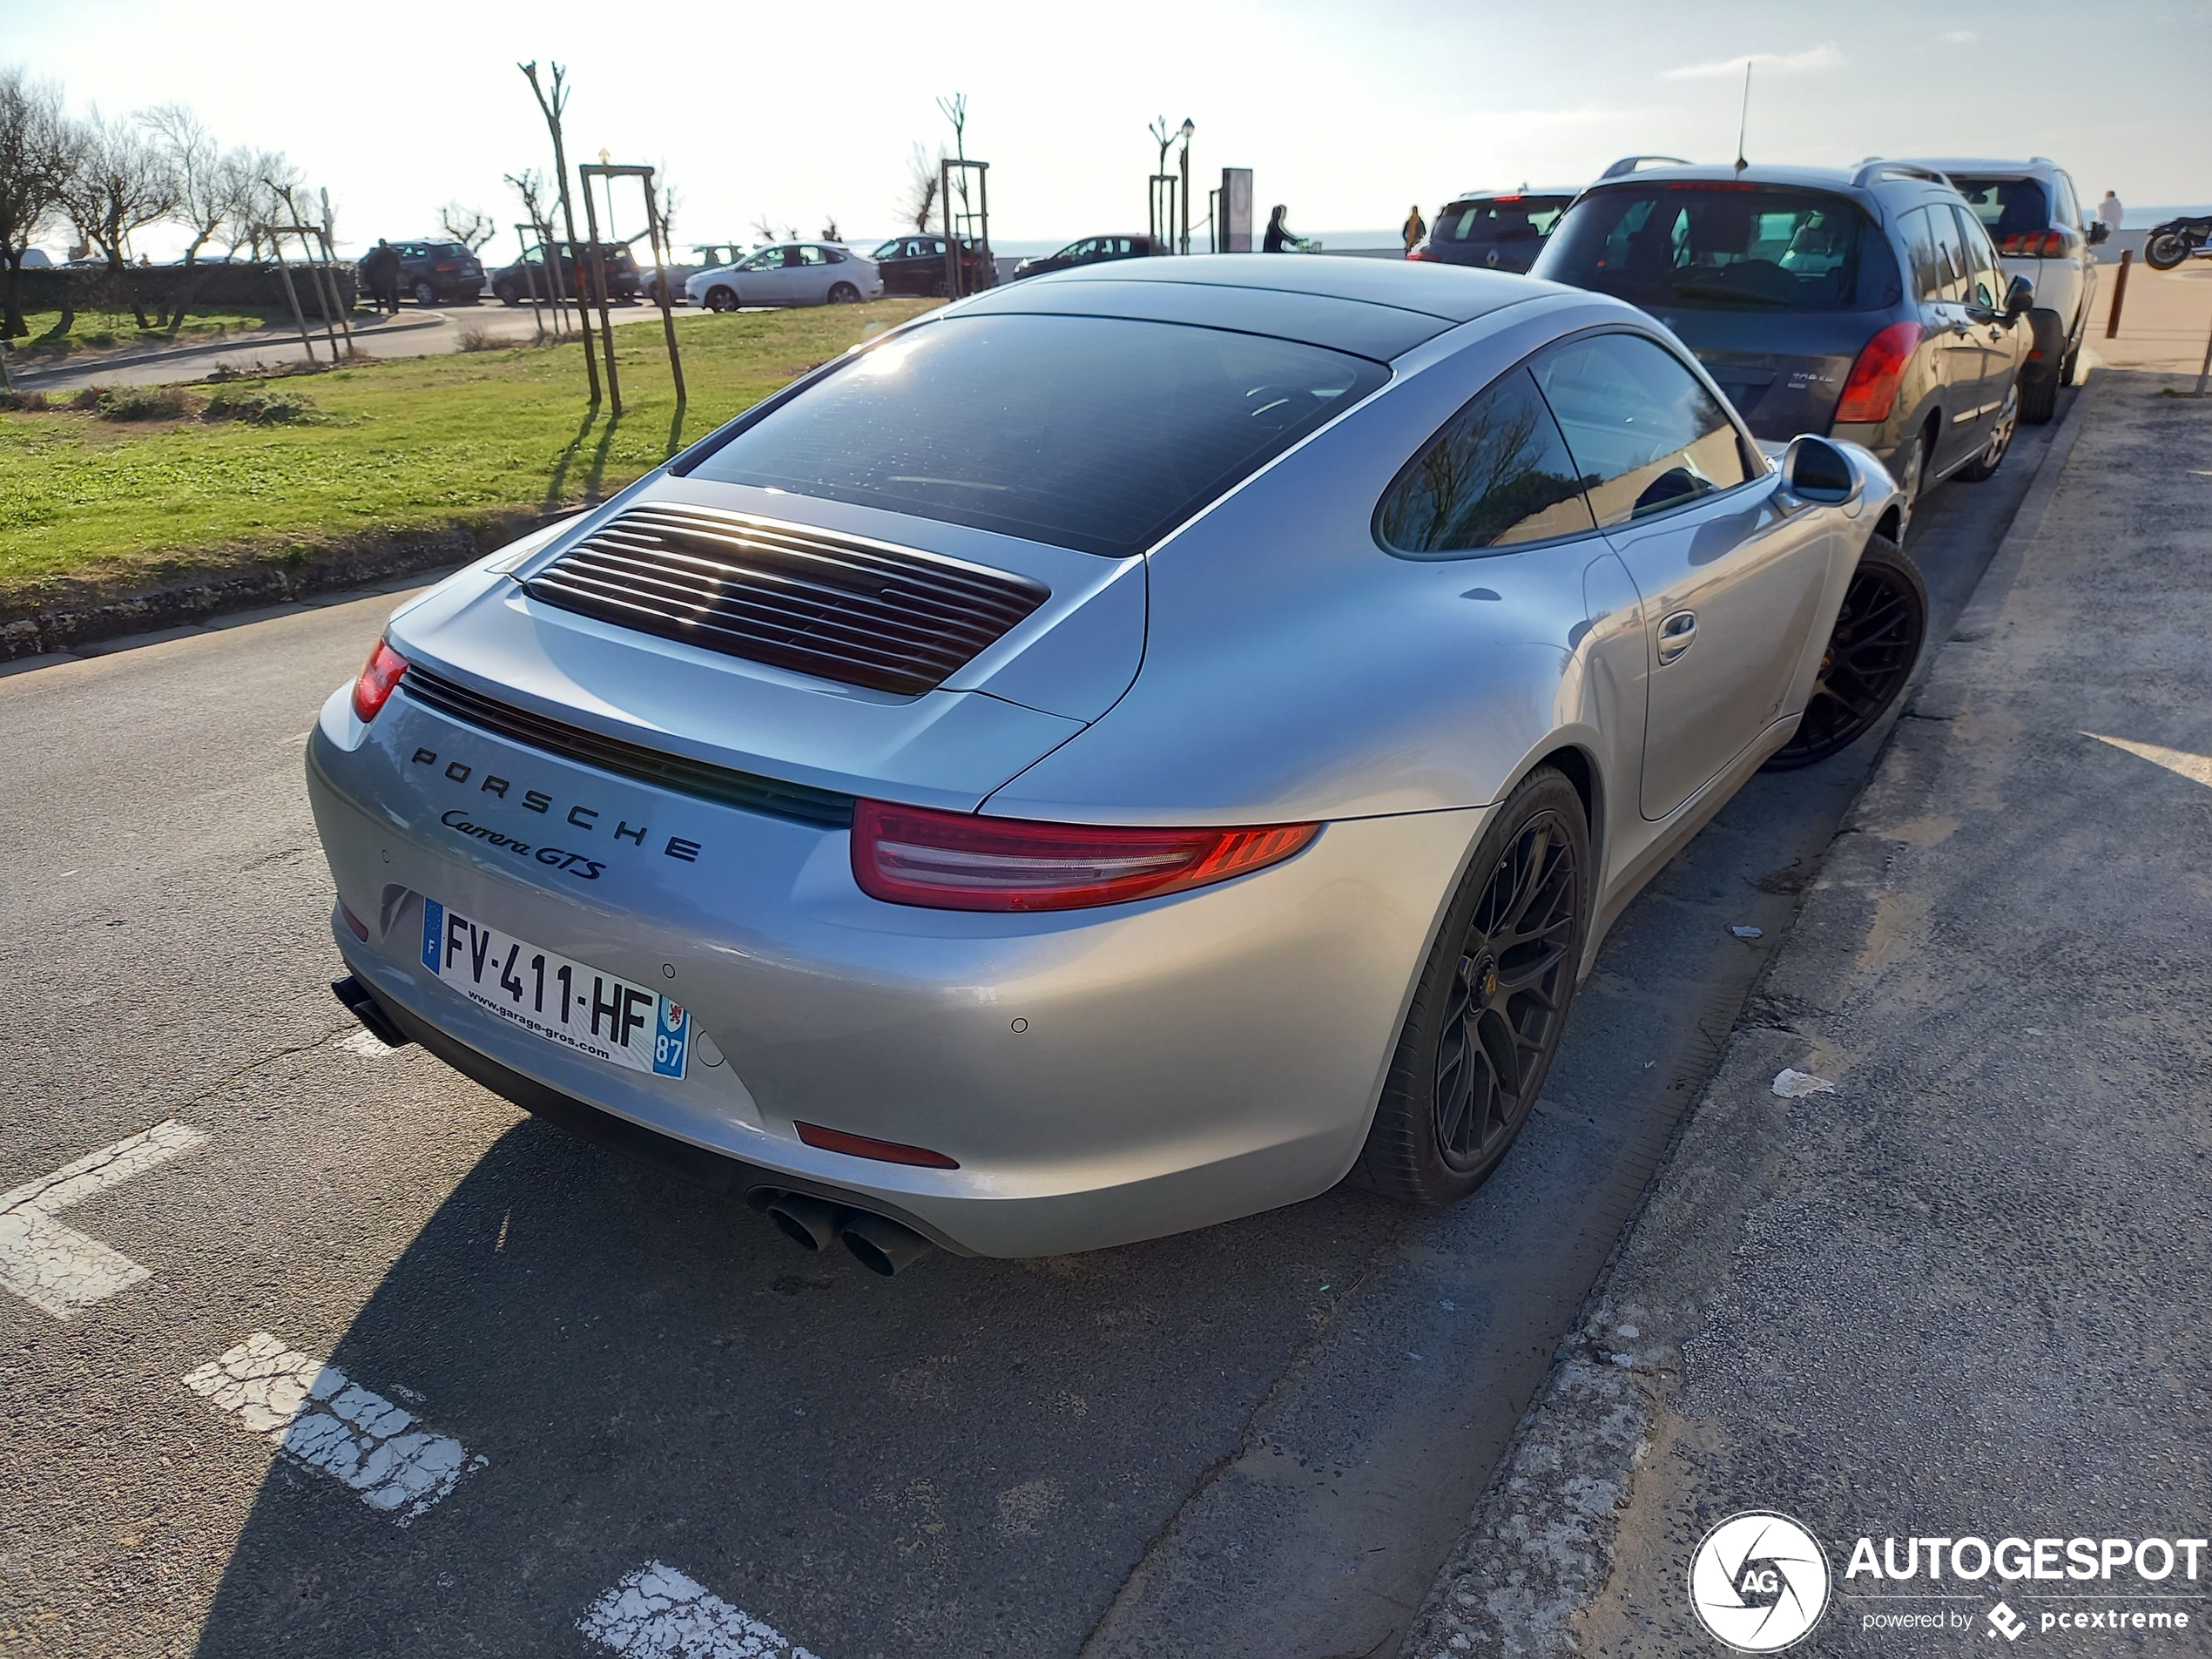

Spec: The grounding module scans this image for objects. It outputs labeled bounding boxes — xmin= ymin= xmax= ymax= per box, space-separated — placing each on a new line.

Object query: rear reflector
xmin=1834 ymin=322 xmax=1923 ymax=426
xmin=851 ymin=799 xmax=1319 ymax=912
xmin=351 ymin=638 xmax=409 ymax=723
xmin=340 ymin=902 xmax=370 ymax=941
xmin=795 ymin=1123 xmax=960 ymax=1169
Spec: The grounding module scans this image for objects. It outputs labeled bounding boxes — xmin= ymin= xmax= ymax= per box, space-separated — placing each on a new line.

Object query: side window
xmin=1952 ymin=207 xmax=1998 ymax=310
xmin=1375 ymin=367 xmax=1597 ymax=556
xmin=2053 ymin=172 xmax=2081 ymax=231
xmin=1924 ymin=207 xmax=1968 ymax=302
xmin=799 ymin=246 xmax=828 ymax=266
xmin=1899 ymin=208 xmax=1943 ymax=303
xmin=1531 ymin=334 xmax=1751 ymax=529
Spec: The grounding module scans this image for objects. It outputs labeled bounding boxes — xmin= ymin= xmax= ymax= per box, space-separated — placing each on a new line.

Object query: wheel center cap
xmin=1472 ymin=952 xmax=1501 ymax=1001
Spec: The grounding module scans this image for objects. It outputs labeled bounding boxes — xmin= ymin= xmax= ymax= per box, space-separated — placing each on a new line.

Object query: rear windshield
xmin=435 ymin=244 xmax=470 ymax=260
xmin=1539 ymin=185 xmax=1896 ymax=312
xmin=685 ymin=314 xmax=1387 ymax=556
xmin=1946 ymin=177 xmax=2051 ymax=242
xmin=1433 ymin=197 xmax=1569 ymax=246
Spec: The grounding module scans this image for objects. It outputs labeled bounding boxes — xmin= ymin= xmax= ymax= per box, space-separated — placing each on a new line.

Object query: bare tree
xmin=215 ymin=148 xmax=300 ymax=260
xmin=139 ymin=103 xmax=232 ymax=327
xmin=56 ymin=108 xmax=179 ymax=327
xmin=438 ymin=201 xmax=495 ymax=250
xmin=0 ymin=68 xmax=72 ymax=339
xmin=936 ymin=93 xmax=971 ymax=229
xmin=750 ymin=213 xmax=796 ymax=244
xmin=819 ymin=215 xmax=840 ymax=243
xmin=901 ymin=141 xmax=941 ymax=233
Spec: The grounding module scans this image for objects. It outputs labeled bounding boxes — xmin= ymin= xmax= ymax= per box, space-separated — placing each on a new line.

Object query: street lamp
xmin=1177 ymin=118 xmax=1195 ymax=255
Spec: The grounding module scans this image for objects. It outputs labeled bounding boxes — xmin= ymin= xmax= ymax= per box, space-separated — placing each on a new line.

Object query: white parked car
xmin=684 ymin=243 xmax=883 ymax=311
xmin=1897 ymin=157 xmax=2105 ymax=424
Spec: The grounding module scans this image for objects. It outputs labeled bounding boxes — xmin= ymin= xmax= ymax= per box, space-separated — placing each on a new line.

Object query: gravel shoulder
xmin=1400 ymin=368 xmax=2212 ymax=1657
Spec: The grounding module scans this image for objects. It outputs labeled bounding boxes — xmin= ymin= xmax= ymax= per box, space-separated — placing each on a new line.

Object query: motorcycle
xmin=2142 ymin=214 xmax=2212 ymax=271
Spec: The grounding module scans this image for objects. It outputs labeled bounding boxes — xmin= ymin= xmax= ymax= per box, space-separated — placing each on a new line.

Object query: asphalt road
xmin=0 ymin=401 xmax=2073 ymax=1659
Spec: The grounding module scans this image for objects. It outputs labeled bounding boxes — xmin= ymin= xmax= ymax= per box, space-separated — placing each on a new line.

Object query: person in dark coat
xmin=1263 ymin=205 xmax=1298 ymax=253
xmin=362 ymin=239 xmax=402 ymax=314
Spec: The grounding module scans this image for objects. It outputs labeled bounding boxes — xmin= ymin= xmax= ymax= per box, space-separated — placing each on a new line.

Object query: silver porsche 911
xmin=308 ymin=256 xmax=1921 ymax=1274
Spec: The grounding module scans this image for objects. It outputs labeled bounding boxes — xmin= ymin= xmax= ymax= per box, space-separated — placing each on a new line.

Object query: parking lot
xmin=0 ymin=394 xmax=2074 ymax=1659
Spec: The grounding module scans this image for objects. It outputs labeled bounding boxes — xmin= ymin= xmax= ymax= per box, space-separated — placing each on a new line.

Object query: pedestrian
xmin=362 ymin=238 xmax=402 ymax=315
xmin=2098 ymin=190 xmax=2125 ymax=236
xmin=1264 ymin=205 xmax=1299 ymax=253
xmin=1402 ymin=203 xmax=1427 ymax=254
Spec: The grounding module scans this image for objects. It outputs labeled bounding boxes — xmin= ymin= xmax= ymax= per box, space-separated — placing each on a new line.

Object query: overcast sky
xmin=6 ymin=0 xmax=2207 ymax=261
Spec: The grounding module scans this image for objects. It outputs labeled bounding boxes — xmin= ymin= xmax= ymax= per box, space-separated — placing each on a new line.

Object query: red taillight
xmin=1493 ymin=193 xmax=1524 ymax=203
xmin=795 ymin=1123 xmax=960 ymax=1169
xmin=434 ymin=261 xmax=457 ymax=272
xmin=1833 ymin=322 xmax=1922 ymax=426
xmin=850 ymin=799 xmax=1318 ymax=912
xmin=351 ymin=639 xmax=408 ymax=723
xmin=1407 ymin=245 xmax=1440 ymax=262
xmin=2000 ymin=230 xmax=2066 ymax=258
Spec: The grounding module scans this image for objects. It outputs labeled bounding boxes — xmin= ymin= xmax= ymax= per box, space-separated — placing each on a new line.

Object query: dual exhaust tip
xmin=762 ymin=1191 xmax=935 ymax=1277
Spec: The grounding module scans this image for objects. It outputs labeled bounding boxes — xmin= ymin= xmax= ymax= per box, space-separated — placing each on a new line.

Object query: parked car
xmin=1533 ymin=161 xmax=2034 ymax=525
xmin=685 ymin=244 xmax=883 ymax=311
xmin=312 ymin=255 xmax=1923 ymax=1273
xmin=1011 ymin=234 xmax=1158 ymax=280
xmin=489 ymin=242 xmax=642 ymax=307
xmin=640 ymin=245 xmax=758 ymax=306
xmin=1409 ymin=188 xmax=1578 ymax=272
xmin=870 ymin=233 xmax=992 ymax=296
xmin=361 ymin=240 xmax=485 ymax=307
xmin=1894 ymin=157 xmax=2103 ymax=423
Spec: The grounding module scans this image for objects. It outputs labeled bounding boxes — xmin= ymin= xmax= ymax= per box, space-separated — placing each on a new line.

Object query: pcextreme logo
xmin=1688 ymin=1511 xmax=1832 ymax=1651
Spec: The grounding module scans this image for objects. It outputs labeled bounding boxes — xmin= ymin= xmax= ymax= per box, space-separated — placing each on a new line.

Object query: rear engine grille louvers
xmin=521 ymin=503 xmax=1049 ymax=696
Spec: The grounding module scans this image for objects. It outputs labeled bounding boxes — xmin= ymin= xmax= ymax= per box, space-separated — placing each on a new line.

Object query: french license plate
xmin=420 ymin=898 xmax=689 ymax=1079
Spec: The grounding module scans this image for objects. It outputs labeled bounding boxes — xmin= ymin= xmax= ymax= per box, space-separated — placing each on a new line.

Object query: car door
xmin=736 ymin=246 xmax=792 ymax=306
xmin=1952 ymin=206 xmax=2024 ymax=421
xmin=1532 ymin=331 xmax=1835 ymax=820
xmin=789 ymin=244 xmax=833 ymax=303
xmin=1919 ymin=206 xmax=1992 ymax=468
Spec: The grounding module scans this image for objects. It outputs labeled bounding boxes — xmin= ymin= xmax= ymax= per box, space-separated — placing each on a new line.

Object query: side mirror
xmin=2087 ymin=220 xmax=2111 ymax=246
xmin=2005 ymin=273 xmax=2035 ymax=318
xmin=1778 ymin=435 xmax=1862 ymax=508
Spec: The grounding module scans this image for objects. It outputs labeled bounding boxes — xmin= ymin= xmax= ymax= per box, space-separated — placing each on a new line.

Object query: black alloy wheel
xmin=1354 ymin=765 xmax=1589 ymax=1205
xmin=704 ymin=286 xmax=737 ymax=312
xmin=1762 ymin=532 xmax=1928 ymax=771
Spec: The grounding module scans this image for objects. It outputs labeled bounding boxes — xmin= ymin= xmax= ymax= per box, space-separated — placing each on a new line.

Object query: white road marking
xmin=579 ymin=1561 xmax=822 ymax=1658
xmin=2086 ymin=731 xmax=2212 ymax=789
xmin=0 ymin=1119 xmax=207 ymax=1319
xmin=183 ymin=1333 xmax=483 ymax=1522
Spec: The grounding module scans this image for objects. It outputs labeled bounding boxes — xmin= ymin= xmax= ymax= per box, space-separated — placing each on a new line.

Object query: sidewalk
xmin=1401 ymin=368 xmax=2212 ymax=1657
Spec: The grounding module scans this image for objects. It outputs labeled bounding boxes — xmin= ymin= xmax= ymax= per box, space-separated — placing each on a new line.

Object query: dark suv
xmin=1409 ymin=189 xmax=1576 ymax=272
xmin=367 ymin=240 xmax=484 ymax=306
xmin=870 ymin=234 xmax=991 ymax=296
xmin=488 ymin=242 xmax=641 ymax=307
xmin=1531 ymin=162 xmax=2035 ymax=519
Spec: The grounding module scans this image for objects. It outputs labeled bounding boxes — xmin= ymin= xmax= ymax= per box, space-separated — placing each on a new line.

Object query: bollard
xmin=2107 ymin=248 xmax=2132 ymax=339
xmin=2197 ymin=311 xmax=2211 ymax=398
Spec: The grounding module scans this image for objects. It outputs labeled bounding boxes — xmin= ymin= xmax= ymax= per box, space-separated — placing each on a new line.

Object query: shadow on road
xmin=189 ymin=1113 xmax=1403 ymax=1658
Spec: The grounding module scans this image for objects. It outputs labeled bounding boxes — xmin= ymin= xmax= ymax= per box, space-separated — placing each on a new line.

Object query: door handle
xmin=1657 ymin=610 xmax=1698 ymax=664
xmin=1950 ymin=320 xmax=1973 ymax=336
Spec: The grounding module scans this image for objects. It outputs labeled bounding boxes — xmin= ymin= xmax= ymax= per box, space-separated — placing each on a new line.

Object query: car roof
xmin=1446 ymin=187 xmax=1581 ymax=202
xmin=1896 ymin=156 xmax=2061 ymax=178
xmin=956 ymin=253 xmax=1566 ymax=360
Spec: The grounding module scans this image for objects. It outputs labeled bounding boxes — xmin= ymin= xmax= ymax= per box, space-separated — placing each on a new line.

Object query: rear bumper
xmin=305 ymin=686 xmax=1481 ymax=1257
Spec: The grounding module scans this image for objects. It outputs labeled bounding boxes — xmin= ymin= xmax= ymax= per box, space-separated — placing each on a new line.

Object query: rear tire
xmin=1959 ymin=385 xmax=2018 ymax=480
xmin=1352 ymin=765 xmax=1589 ymax=1206
xmin=1761 ymin=532 xmax=1927 ymax=771
xmin=2019 ymin=369 xmax=2059 ymax=427
xmin=2144 ymin=232 xmax=2188 ymax=271
xmin=827 ymin=282 xmax=860 ymax=304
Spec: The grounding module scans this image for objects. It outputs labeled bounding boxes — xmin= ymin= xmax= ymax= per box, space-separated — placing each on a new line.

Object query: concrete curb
xmin=0 ymin=509 xmax=570 ymax=664
xmin=1393 ymin=375 xmax=2106 ymax=1659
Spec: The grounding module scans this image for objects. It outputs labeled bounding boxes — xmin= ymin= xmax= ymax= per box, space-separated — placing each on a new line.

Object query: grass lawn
xmin=9 ymin=305 xmax=297 ymax=358
xmin=0 ymin=298 xmax=935 ymax=609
